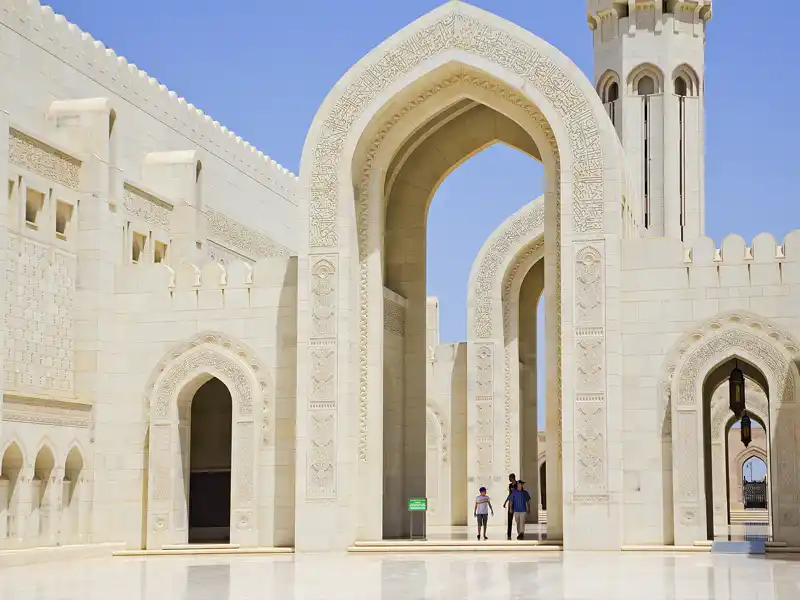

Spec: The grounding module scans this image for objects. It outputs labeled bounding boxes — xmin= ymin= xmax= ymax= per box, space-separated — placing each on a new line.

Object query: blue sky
xmin=47 ymin=1 xmax=799 ymax=431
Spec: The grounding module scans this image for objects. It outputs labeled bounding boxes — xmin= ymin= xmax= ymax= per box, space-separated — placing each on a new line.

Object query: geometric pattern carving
xmin=310 ymin=257 xmax=337 ymax=338
xmin=9 ymin=129 xmax=80 ymax=189
xmin=384 ymin=298 xmax=405 ymax=337
xmin=4 ymin=234 xmax=75 ymax=395
xmin=205 ymin=208 xmax=290 ymax=262
xmin=123 ymin=184 xmax=172 ymax=230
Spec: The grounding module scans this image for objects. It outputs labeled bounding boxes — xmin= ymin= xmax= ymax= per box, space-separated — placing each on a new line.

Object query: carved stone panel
xmin=310 ymin=257 xmax=337 ymax=338
xmin=676 ymin=411 xmax=699 ymax=502
xmin=575 ymin=399 xmax=606 ymax=491
xmin=572 ymin=245 xmax=607 ymax=497
xmin=9 ymin=129 xmax=80 ymax=189
xmin=123 ymin=184 xmax=172 ymax=230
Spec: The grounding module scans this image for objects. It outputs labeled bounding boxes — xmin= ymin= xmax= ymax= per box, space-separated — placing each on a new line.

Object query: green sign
xmin=408 ymin=498 xmax=427 ymax=511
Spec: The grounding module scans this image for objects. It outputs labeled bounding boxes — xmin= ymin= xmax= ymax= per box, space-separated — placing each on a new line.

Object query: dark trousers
xmin=507 ymin=510 xmax=514 ymax=539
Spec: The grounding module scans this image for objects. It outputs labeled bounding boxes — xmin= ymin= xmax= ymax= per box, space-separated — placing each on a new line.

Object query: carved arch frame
xmin=299 ymin=1 xmax=628 ymax=547
xmin=663 ymin=311 xmax=800 ymax=545
xmin=144 ymin=332 xmax=271 ymax=549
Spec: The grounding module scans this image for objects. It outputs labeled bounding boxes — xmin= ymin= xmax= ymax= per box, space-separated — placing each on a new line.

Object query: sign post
xmin=407 ymin=497 xmax=427 ymax=540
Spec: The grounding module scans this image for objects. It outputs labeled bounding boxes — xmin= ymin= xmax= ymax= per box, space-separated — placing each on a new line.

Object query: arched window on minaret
xmin=628 ymin=65 xmax=664 ymax=230
xmin=597 ymin=71 xmax=621 ymax=137
xmin=673 ymin=64 xmax=701 ymax=241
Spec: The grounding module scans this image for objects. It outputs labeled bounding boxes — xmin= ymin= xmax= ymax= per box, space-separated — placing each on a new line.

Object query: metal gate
xmin=743 ymin=481 xmax=768 ymax=509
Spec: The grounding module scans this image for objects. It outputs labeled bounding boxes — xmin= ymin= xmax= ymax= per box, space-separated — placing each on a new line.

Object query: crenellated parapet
xmin=115 ymin=256 xmax=297 ymax=311
xmin=623 ymin=230 xmax=800 ymax=289
xmin=0 ymin=0 xmax=298 ymax=196
xmin=682 ymin=231 xmax=800 ymax=288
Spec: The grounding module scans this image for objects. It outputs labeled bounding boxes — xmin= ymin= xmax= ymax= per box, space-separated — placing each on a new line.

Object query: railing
xmin=743 ymin=482 xmax=768 ymax=509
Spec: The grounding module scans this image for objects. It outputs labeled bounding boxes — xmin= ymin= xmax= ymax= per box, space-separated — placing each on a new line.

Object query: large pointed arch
xmin=298 ymin=1 xmax=629 ymax=550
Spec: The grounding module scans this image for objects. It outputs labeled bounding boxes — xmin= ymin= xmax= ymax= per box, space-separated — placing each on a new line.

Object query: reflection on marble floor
xmin=2 ymin=552 xmax=800 ymax=599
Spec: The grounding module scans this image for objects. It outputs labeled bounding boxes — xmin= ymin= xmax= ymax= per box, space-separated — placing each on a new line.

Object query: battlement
xmin=0 ymin=1 xmax=298 ymax=195
xmin=684 ymin=231 xmax=800 ymax=267
xmin=623 ymin=230 xmax=800 ymax=291
xmin=587 ymin=0 xmax=712 ymax=30
xmin=115 ymin=257 xmax=298 ymax=311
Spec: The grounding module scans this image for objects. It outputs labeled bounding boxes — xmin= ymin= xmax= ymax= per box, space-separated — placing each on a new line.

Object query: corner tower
xmin=588 ymin=1 xmax=712 ymax=241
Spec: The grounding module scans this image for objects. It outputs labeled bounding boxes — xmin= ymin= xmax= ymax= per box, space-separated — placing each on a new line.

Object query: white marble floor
xmin=2 ymin=551 xmax=800 ymax=599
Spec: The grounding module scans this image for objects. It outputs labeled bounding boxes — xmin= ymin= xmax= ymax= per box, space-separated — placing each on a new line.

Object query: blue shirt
xmin=507 ymin=489 xmax=531 ymax=513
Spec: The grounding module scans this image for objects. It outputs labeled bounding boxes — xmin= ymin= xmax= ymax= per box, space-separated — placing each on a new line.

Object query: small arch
xmin=62 ymin=445 xmax=87 ymax=543
xmin=597 ymin=70 xmax=621 ymax=103
xmin=0 ymin=441 xmax=25 ymax=540
xmin=673 ymin=64 xmax=700 ymax=97
xmin=627 ymin=63 xmax=665 ymax=95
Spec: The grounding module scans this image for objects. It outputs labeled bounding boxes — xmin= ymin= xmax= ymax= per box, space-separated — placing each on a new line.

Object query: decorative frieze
xmin=123 ymin=184 xmax=172 ymax=230
xmin=1 ymin=395 xmax=91 ymax=429
xmin=205 ymin=208 xmax=290 ymax=262
xmin=9 ymin=128 xmax=80 ymax=189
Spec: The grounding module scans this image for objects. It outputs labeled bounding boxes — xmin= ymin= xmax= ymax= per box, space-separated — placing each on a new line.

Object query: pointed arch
xmin=661 ymin=310 xmax=800 ymax=545
xmin=143 ymin=331 xmax=281 ymax=549
xmin=298 ymin=0 xmax=629 ymax=549
xmin=672 ymin=64 xmax=700 ymax=97
xmin=627 ymin=63 xmax=665 ymax=95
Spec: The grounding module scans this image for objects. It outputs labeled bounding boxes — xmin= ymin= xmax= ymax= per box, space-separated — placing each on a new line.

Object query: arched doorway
xmin=741 ymin=455 xmax=768 ymax=509
xmin=0 ymin=442 xmax=24 ymax=541
xmin=144 ymin=333 xmax=278 ymax=550
xmin=666 ymin=312 xmax=800 ymax=545
xmin=188 ymin=378 xmax=233 ymax=543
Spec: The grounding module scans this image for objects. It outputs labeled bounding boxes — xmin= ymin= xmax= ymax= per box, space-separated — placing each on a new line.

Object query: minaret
xmin=587 ymin=1 xmax=712 ymax=242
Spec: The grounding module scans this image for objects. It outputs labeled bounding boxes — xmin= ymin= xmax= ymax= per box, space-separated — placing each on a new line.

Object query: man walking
xmin=505 ymin=473 xmax=517 ymax=540
xmin=503 ymin=480 xmax=531 ymax=540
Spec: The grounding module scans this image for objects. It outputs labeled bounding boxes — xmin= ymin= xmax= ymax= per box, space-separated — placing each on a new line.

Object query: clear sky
xmin=47 ymin=1 xmax=799 ymax=430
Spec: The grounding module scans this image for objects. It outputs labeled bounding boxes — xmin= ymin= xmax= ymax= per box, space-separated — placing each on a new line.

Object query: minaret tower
xmin=587 ymin=1 xmax=712 ymax=241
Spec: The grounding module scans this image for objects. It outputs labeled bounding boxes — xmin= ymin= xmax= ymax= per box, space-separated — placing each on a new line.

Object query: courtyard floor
xmin=1 ymin=551 xmax=800 ymax=599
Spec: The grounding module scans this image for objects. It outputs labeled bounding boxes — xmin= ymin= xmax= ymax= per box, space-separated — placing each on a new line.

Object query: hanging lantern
xmin=741 ymin=412 xmax=752 ymax=448
xmin=729 ymin=364 xmax=746 ymax=418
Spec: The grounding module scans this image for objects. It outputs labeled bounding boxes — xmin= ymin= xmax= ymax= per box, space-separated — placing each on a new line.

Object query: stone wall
xmin=620 ymin=232 xmax=800 ymax=545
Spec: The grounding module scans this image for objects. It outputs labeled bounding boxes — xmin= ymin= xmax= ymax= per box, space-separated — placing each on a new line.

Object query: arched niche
xmin=144 ymin=332 xmax=279 ymax=549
